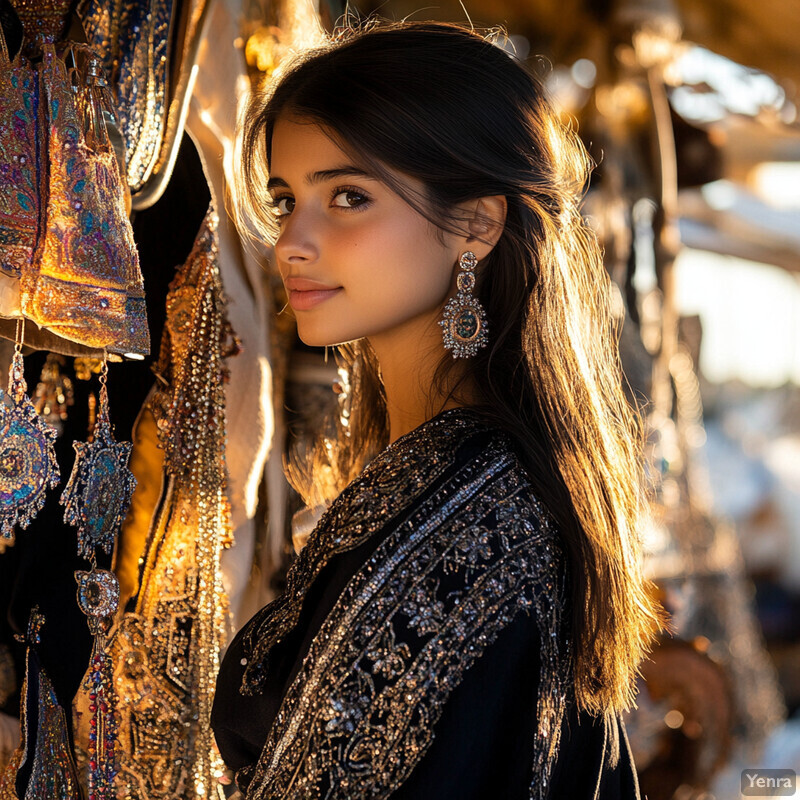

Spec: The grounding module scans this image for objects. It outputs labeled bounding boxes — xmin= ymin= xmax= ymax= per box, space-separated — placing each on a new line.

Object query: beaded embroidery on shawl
xmin=109 ymin=207 xmax=233 ymax=800
xmin=240 ymin=410 xmax=487 ymax=692
xmin=241 ymin=411 xmax=569 ymax=800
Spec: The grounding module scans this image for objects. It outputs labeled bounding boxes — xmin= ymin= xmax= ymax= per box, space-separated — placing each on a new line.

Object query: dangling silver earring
xmin=439 ymin=250 xmax=488 ymax=359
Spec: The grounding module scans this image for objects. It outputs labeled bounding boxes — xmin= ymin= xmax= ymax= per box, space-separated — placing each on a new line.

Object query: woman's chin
xmin=297 ymin=329 xmax=360 ymax=349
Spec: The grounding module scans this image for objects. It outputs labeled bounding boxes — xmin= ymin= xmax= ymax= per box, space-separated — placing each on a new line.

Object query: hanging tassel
xmin=75 ymin=568 xmax=120 ymax=800
xmin=32 ymin=352 xmax=75 ymax=435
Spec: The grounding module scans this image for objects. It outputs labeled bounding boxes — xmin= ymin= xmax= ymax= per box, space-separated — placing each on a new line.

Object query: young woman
xmin=211 ymin=21 xmax=663 ymax=799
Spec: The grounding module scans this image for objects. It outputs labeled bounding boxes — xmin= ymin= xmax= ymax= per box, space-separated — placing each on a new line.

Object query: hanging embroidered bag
xmin=23 ymin=43 xmax=149 ymax=357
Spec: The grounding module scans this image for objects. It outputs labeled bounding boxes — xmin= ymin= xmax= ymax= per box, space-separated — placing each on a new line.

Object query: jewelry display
xmin=439 ymin=250 xmax=488 ymax=359
xmin=62 ymin=355 xmax=131 ymax=798
xmin=61 ymin=357 xmax=136 ymax=560
xmin=0 ymin=321 xmax=60 ymax=539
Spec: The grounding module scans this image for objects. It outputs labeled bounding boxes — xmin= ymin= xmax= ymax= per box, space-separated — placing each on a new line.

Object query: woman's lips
xmin=288 ymin=287 xmax=343 ymax=311
xmin=284 ymin=278 xmax=343 ymax=311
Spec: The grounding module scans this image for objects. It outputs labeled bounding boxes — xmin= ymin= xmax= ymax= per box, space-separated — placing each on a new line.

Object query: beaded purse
xmin=0 ymin=11 xmax=150 ymax=358
xmin=24 ymin=43 xmax=149 ymax=357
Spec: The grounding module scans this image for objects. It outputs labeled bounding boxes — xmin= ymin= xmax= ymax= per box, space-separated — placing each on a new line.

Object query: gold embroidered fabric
xmin=0 ymin=26 xmax=39 ymax=319
xmin=239 ymin=410 xmax=570 ymax=800
xmin=21 ymin=45 xmax=149 ymax=356
xmin=110 ymin=206 xmax=233 ymax=800
xmin=11 ymin=0 xmax=71 ymax=51
xmin=0 ymin=13 xmax=150 ymax=355
xmin=78 ymin=0 xmax=211 ymax=206
xmin=77 ymin=0 xmax=174 ymax=194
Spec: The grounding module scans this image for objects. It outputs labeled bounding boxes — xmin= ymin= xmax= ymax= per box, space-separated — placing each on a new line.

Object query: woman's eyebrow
xmin=267 ymin=166 xmax=374 ymax=191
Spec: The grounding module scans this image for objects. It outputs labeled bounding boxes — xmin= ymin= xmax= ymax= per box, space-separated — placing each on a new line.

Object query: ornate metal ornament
xmin=65 ymin=359 xmax=128 ymax=798
xmin=439 ymin=250 xmax=488 ymax=359
xmin=0 ymin=341 xmax=60 ymax=539
xmin=75 ymin=568 xmax=121 ymax=632
xmin=61 ymin=360 xmax=136 ymax=559
xmin=75 ymin=567 xmax=120 ymax=800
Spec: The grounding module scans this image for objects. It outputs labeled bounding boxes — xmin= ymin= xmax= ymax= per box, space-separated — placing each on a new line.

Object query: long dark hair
xmin=236 ymin=20 xmax=663 ymax=716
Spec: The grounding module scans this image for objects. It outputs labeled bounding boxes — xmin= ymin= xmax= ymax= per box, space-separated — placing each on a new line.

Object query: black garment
xmin=212 ymin=409 xmax=641 ymax=799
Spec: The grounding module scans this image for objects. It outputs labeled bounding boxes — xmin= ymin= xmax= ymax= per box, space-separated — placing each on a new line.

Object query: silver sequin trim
xmin=241 ymin=411 xmax=569 ymax=799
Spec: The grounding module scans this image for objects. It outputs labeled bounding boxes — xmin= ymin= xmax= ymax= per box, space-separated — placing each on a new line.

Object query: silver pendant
xmin=0 ymin=351 xmax=60 ymax=539
xmin=61 ymin=367 xmax=135 ymax=559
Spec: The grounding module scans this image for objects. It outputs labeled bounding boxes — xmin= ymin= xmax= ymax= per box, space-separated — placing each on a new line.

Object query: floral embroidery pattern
xmin=240 ymin=410 xmax=486 ymax=693
xmin=366 ymin=628 xmax=412 ymax=680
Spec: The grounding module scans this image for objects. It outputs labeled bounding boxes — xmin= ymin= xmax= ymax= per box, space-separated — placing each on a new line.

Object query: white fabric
xmin=187 ymin=0 xmax=279 ymax=633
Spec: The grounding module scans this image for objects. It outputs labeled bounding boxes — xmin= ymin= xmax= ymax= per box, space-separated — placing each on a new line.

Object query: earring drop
xmin=439 ymin=251 xmax=488 ymax=359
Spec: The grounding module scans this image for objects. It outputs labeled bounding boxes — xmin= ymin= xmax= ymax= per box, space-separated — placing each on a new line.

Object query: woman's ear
xmin=463 ymin=195 xmax=507 ymax=260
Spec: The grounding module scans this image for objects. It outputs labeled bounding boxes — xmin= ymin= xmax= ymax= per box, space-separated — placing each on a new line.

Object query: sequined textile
xmin=110 ymin=207 xmax=233 ymax=800
xmin=0 ymin=32 xmax=39 ymax=317
xmin=10 ymin=0 xmax=71 ymax=51
xmin=78 ymin=0 xmax=175 ymax=193
xmin=238 ymin=410 xmax=570 ymax=800
xmin=23 ymin=45 xmax=149 ymax=356
xmin=0 ymin=614 xmax=81 ymax=800
xmin=78 ymin=0 xmax=211 ymax=208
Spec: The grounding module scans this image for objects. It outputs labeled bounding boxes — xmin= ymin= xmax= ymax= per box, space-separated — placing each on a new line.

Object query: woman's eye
xmin=331 ymin=190 xmax=369 ymax=209
xmin=272 ymin=197 xmax=295 ymax=217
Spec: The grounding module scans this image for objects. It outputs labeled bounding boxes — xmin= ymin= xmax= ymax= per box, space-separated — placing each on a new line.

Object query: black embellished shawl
xmin=211 ymin=409 xmax=641 ymax=800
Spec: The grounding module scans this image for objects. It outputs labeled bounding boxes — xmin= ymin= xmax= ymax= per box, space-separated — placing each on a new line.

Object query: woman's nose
xmin=274 ymin=208 xmax=319 ymax=264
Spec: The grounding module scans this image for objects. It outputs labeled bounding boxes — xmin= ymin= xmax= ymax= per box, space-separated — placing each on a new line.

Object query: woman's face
xmin=267 ymin=116 xmax=461 ymax=349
